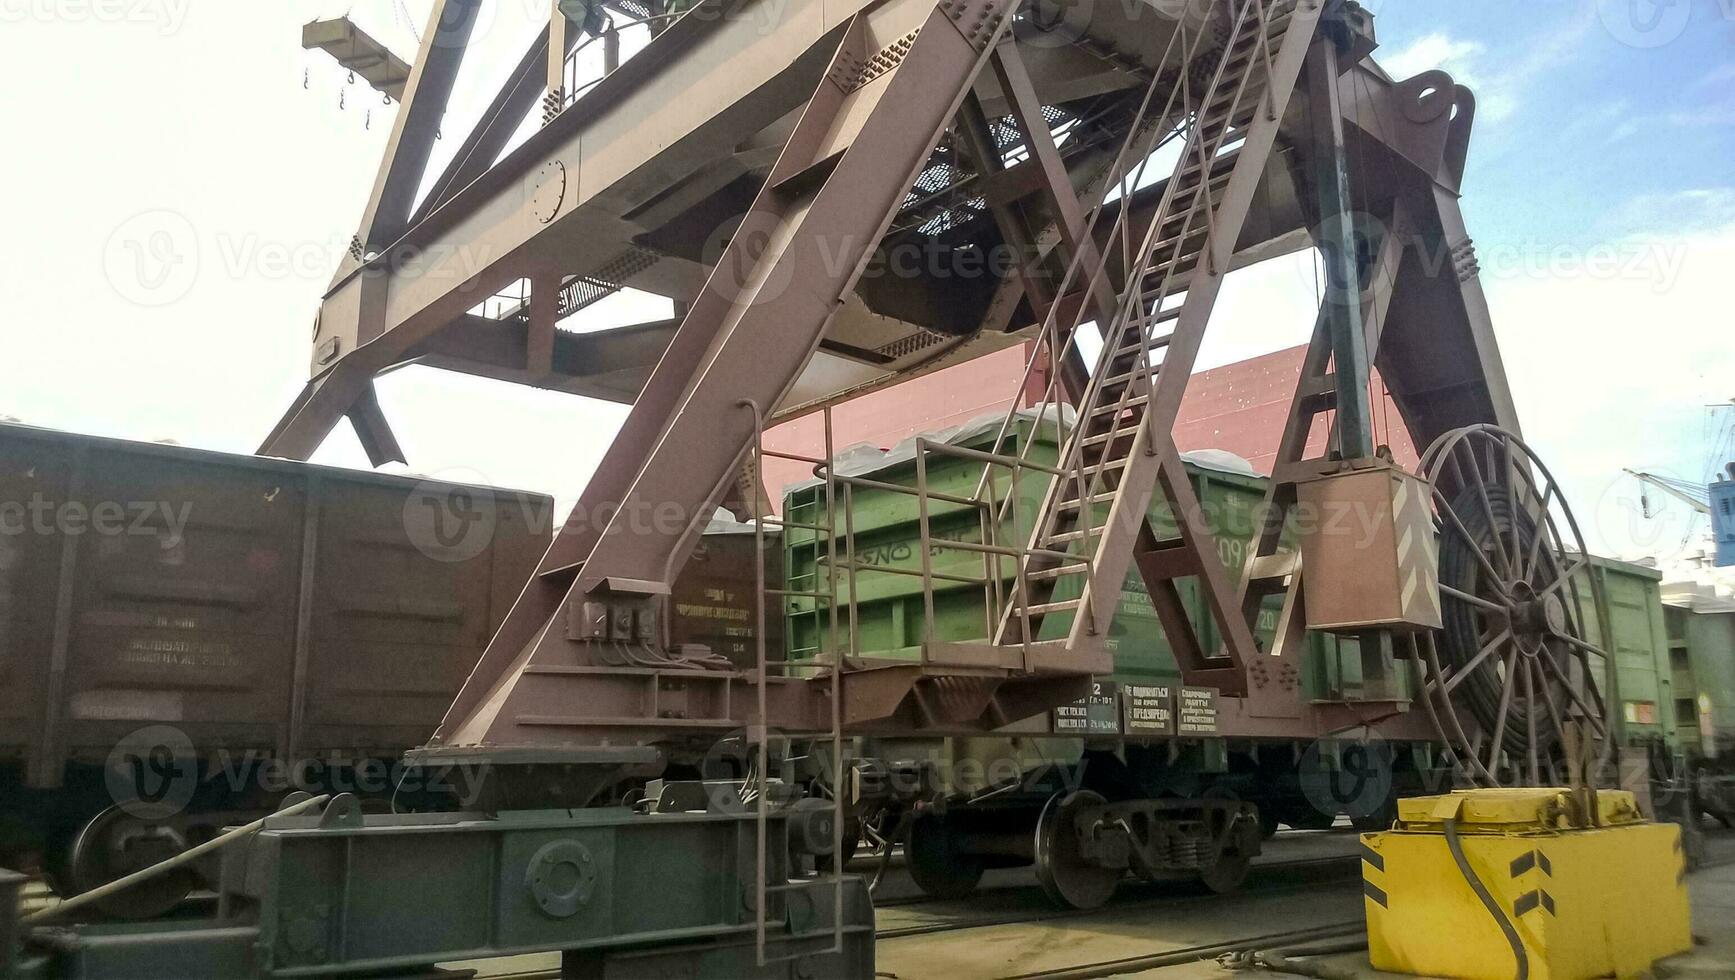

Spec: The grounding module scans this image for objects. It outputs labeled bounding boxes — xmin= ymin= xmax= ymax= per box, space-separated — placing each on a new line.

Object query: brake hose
xmin=1444 ymin=816 xmax=1528 ymax=980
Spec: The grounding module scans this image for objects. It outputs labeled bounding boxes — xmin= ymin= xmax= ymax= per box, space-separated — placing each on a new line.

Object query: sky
xmin=0 ymin=0 xmax=1730 ymax=562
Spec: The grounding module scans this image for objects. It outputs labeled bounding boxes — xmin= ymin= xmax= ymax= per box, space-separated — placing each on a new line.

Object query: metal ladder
xmin=988 ymin=0 xmax=1306 ymax=652
xmin=740 ymin=401 xmax=850 ymax=968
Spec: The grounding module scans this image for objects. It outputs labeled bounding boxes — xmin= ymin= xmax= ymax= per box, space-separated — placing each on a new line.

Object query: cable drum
xmin=1437 ymin=484 xmax=1559 ymax=761
xmin=1416 ymin=425 xmax=1614 ymax=787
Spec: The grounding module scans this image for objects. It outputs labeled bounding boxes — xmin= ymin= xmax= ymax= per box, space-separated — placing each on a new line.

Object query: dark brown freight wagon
xmin=0 ymin=424 xmax=552 ymax=914
xmin=668 ymin=514 xmax=782 ymax=672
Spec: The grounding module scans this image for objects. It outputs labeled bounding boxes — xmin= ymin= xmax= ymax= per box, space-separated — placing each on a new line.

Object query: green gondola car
xmin=777 ymin=413 xmax=1734 ymax=901
xmin=1659 ymin=572 xmax=1735 ymax=828
xmin=783 ymin=413 xmax=1402 ymax=710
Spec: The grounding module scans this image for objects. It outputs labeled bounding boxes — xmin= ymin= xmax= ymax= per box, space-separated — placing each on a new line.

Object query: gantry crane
xmin=265 ymin=0 xmax=1524 ymax=751
xmin=1625 ymin=468 xmax=1713 ymax=518
xmin=6 ymin=1 xmax=1623 ymax=974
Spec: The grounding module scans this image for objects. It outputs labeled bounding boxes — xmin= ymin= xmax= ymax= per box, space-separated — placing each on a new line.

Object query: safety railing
xmin=958 ymin=0 xmax=1288 ymax=639
xmin=789 ymin=413 xmax=1097 ymax=672
xmin=1042 ymin=0 xmax=1278 ymax=520
xmin=739 ymin=399 xmax=846 ymax=967
xmin=551 ymin=8 xmax=687 ymax=117
xmin=735 ymin=403 xmax=1094 ymax=965
xmin=967 ymin=15 xmax=1211 ymax=517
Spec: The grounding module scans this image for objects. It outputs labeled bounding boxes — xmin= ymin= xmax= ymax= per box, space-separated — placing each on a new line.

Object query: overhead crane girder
xmin=261 ymin=0 xmax=1526 ymax=761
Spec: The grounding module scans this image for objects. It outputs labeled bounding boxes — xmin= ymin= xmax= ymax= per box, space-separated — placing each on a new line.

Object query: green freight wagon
xmin=1575 ymin=557 xmax=1677 ymax=746
xmin=1568 ymin=556 xmax=1735 ymax=827
xmin=1660 ymin=576 xmax=1735 ymax=825
xmin=1662 ymin=589 xmax=1735 ymax=757
xmin=774 ymin=412 xmax=1735 ymax=902
xmin=1570 ymin=557 xmax=1734 ymax=754
xmin=777 ymin=412 xmax=1437 ymax=902
xmin=782 ymin=412 xmax=1390 ymax=714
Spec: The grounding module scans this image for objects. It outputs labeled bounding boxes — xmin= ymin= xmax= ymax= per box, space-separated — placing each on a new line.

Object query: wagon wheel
xmin=1033 ymin=790 xmax=1121 ymax=910
xmin=1417 ymin=424 xmax=1614 ymax=788
xmin=64 ymin=805 xmax=198 ymax=919
xmin=905 ymin=812 xmax=985 ymax=900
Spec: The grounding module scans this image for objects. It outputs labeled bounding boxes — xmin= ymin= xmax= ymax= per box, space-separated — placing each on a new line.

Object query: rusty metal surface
xmin=0 ymin=424 xmax=550 ymax=789
xmin=251 ymin=0 xmax=1533 ymax=755
xmin=668 ymin=527 xmax=783 ymax=670
xmin=263 ymin=1 xmax=1511 ymax=460
xmin=431 ymin=0 xmax=1047 ymax=752
xmin=1294 ymin=461 xmax=1441 ymax=632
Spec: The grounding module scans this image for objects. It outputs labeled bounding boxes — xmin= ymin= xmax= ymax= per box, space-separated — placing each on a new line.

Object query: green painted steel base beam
xmin=8 ymin=795 xmax=874 ymax=979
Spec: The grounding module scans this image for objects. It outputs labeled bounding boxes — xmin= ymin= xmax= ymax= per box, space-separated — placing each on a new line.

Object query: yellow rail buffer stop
xmin=1360 ymin=788 xmax=1691 ymax=980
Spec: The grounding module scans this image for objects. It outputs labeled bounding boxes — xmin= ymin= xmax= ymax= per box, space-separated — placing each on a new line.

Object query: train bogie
xmin=769 ymin=414 xmax=1735 ymax=904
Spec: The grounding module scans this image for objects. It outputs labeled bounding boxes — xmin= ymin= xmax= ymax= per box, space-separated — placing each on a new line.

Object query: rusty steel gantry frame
xmin=260 ymin=0 xmax=1524 ymax=762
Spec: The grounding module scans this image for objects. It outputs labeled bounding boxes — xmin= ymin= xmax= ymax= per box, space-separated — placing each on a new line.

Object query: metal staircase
xmin=984 ymin=0 xmax=1317 ymax=655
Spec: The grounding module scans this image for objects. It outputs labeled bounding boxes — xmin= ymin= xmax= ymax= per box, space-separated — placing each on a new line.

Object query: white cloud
xmin=1484 ymin=217 xmax=1735 ymax=561
xmin=1607 ymin=117 xmax=1641 ymax=143
xmin=1666 ymin=101 xmax=1735 ymax=128
xmin=1380 ymin=32 xmax=1486 ymax=80
xmin=1694 ymin=63 xmax=1735 ymax=89
xmin=1379 ymin=32 xmax=1516 ymax=121
xmin=1378 ymin=15 xmax=1594 ymax=127
xmin=1183 ymin=196 xmax=1735 ymax=565
xmin=1554 ymin=97 xmax=1641 ymax=146
xmin=1604 ymin=188 xmax=1735 ymax=237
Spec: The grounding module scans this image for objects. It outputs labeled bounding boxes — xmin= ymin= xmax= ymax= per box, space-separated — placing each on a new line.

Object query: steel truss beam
xmin=1225 ymin=63 xmax=1521 ymax=734
xmin=265 ymin=0 xmax=921 ymax=460
xmin=434 ymin=0 xmax=1030 ymax=750
xmin=262 ymin=0 xmax=1522 ymax=748
xmin=998 ymin=0 xmax=1323 ymax=683
xmin=970 ymin=26 xmax=1264 ymax=697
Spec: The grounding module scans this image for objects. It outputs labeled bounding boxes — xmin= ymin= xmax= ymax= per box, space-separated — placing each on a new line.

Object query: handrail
xmin=783 ymin=0 xmax=1294 ymax=685
xmin=1061 ymin=0 xmax=1270 ymax=517
xmin=958 ymin=0 xmax=1277 ymax=647
xmin=738 ymin=398 xmax=845 ymax=967
xmin=969 ymin=20 xmax=1206 ymax=505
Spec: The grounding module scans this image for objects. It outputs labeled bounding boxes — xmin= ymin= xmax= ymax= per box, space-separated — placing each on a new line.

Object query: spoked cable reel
xmin=1416 ymin=424 xmax=1615 ymax=788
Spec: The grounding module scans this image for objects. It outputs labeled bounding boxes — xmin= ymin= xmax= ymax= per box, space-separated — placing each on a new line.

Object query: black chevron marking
xmin=1361 ymin=843 xmax=1386 ymax=872
xmin=1514 ymin=889 xmax=1556 ymax=917
xmin=1363 ymin=879 xmax=1389 ymax=908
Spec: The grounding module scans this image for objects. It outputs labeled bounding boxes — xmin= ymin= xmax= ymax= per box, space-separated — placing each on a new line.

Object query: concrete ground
xmin=1149 ymin=861 xmax=1735 ymax=980
xmin=444 ymin=826 xmax=1735 ymax=979
xmin=1141 ymin=831 xmax=1735 ymax=980
xmin=454 ymin=829 xmax=1371 ymax=979
xmin=875 ymin=866 xmax=1364 ymax=980
xmin=25 ymin=821 xmax=1726 ymax=978
xmin=874 ymin=829 xmax=1368 ymax=979
xmin=874 ymin=826 xmax=1735 ymax=980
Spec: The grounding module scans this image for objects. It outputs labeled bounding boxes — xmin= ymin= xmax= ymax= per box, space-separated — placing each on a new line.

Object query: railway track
xmin=998 ymin=922 xmax=1366 ymax=980
xmin=875 ymin=855 xmax=1360 ymax=939
xmin=456 ymin=856 xmax=1363 ymax=979
xmin=469 ymin=922 xmax=1369 ymax=980
xmin=869 ymin=827 xmax=1363 ymax=908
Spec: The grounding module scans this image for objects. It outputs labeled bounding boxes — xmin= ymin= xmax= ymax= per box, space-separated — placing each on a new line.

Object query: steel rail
xmin=461 ymin=855 xmax=1365 ymax=979
xmin=876 ymin=853 xmax=1361 ymax=939
xmin=999 ymin=921 xmax=1366 ymax=980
